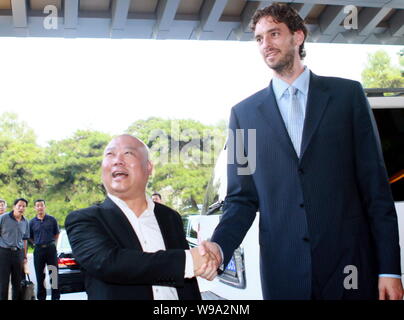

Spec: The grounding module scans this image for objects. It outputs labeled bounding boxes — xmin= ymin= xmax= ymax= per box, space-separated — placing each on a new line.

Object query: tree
xmin=0 ymin=113 xmax=42 ymax=205
xmin=126 ymin=118 xmax=226 ymax=212
xmin=42 ymin=130 xmax=112 ymax=223
xmin=0 ymin=114 xmax=226 ymax=223
xmin=361 ymin=50 xmax=404 ymax=89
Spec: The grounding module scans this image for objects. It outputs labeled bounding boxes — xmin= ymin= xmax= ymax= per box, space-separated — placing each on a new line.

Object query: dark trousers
xmin=0 ymin=247 xmax=24 ymax=300
xmin=33 ymin=245 xmax=60 ymax=300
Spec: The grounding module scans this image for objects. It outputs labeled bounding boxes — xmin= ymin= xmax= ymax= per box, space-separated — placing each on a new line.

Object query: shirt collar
xmin=107 ymin=193 xmax=155 ymax=218
xmin=272 ymin=66 xmax=310 ymax=100
xmin=35 ymin=214 xmax=47 ymax=221
xmin=9 ymin=211 xmax=26 ymax=221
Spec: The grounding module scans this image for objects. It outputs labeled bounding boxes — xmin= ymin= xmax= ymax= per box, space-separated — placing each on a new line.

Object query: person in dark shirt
xmin=29 ymin=199 xmax=60 ymax=300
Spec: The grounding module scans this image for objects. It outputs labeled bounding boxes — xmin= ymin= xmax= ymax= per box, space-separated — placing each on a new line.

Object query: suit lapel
xmin=99 ymin=197 xmax=143 ymax=249
xmin=154 ymin=205 xmax=177 ymax=250
xmin=300 ymin=72 xmax=330 ymax=160
xmin=257 ymin=82 xmax=298 ymax=160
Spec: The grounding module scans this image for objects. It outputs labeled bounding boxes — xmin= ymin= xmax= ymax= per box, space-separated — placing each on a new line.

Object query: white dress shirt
xmin=108 ymin=193 xmax=195 ymax=300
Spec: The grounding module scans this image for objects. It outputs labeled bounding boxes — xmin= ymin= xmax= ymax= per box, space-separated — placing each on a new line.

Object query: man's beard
xmin=265 ymin=40 xmax=296 ymax=76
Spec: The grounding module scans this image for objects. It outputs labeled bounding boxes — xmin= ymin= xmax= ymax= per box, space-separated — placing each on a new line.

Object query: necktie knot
xmin=288 ymin=86 xmax=298 ymax=96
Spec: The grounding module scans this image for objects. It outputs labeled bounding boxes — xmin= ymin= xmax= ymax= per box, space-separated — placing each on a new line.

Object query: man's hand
xmin=199 ymin=241 xmax=223 ymax=264
xmin=190 ymin=246 xmax=219 ymax=280
xmin=198 ymin=241 xmax=223 ymax=280
xmin=378 ymin=277 xmax=404 ymax=300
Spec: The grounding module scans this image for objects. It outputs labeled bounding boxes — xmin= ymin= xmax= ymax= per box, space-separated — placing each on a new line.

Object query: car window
xmin=59 ymin=232 xmax=72 ymax=251
xmin=189 ymin=218 xmax=198 ymax=239
xmin=202 ymin=147 xmax=227 ymax=215
xmin=372 ymin=108 xmax=404 ymax=202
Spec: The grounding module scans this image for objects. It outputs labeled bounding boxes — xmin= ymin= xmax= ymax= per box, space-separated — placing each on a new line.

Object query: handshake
xmin=190 ymin=241 xmax=223 ymax=281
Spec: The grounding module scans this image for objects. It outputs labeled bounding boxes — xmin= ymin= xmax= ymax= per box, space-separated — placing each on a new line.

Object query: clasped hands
xmin=190 ymin=241 xmax=222 ymax=280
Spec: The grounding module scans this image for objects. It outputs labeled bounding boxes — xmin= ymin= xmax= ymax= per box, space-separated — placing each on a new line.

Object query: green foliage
xmin=361 ymin=50 xmax=404 ymax=89
xmin=40 ymin=130 xmax=112 ymax=223
xmin=126 ymin=118 xmax=226 ymax=212
xmin=0 ymin=113 xmax=226 ymax=226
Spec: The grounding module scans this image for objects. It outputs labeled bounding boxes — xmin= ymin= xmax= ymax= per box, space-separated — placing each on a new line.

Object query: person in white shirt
xmin=65 ymin=134 xmax=218 ymax=300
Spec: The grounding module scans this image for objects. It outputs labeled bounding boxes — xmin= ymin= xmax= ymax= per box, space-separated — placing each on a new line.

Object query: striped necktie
xmin=285 ymin=86 xmax=304 ymax=157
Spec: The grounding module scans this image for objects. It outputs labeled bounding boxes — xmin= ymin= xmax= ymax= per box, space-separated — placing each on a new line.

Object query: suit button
xmin=303 ymin=237 xmax=310 ymax=242
xmin=298 ymin=168 xmax=304 ymax=174
xmin=299 ymin=203 xmax=304 ymax=208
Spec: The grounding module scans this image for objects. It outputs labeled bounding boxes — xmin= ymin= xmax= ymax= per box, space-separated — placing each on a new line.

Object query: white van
xmin=197 ymin=88 xmax=404 ymax=300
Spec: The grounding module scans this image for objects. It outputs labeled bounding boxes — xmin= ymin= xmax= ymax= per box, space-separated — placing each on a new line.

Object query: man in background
xmin=151 ymin=192 xmax=163 ymax=204
xmin=29 ymin=199 xmax=60 ymax=300
xmin=0 ymin=199 xmax=7 ymax=215
xmin=0 ymin=198 xmax=30 ymax=300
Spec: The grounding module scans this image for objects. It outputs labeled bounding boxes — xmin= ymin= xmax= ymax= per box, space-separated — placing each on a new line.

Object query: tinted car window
xmin=189 ymin=220 xmax=198 ymax=239
xmin=372 ymin=108 xmax=404 ymax=201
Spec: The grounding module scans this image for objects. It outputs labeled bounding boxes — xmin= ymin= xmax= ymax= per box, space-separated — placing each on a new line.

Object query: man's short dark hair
xmin=13 ymin=198 xmax=28 ymax=206
xmin=34 ymin=199 xmax=46 ymax=205
xmin=250 ymin=3 xmax=308 ymax=59
xmin=152 ymin=192 xmax=162 ymax=200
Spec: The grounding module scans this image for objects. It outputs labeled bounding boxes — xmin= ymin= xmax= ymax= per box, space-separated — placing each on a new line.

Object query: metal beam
xmin=291 ymin=3 xmax=315 ymax=20
xmin=153 ymin=0 xmax=181 ymax=38
xmin=383 ymin=0 xmax=404 ymax=9
xmin=11 ymin=0 xmax=27 ymax=28
xmin=358 ymin=7 xmax=392 ymax=36
xmin=233 ymin=1 xmax=271 ymax=40
xmin=199 ymin=0 xmax=228 ymax=32
xmin=319 ymin=5 xmax=347 ymax=35
xmin=111 ymin=0 xmax=130 ymax=30
xmin=389 ymin=9 xmax=404 ymax=37
xmin=64 ymin=0 xmax=79 ymax=29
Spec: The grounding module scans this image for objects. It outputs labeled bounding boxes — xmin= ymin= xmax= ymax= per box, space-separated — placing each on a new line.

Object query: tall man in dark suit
xmin=200 ymin=3 xmax=403 ymax=300
xmin=65 ymin=134 xmax=217 ymax=300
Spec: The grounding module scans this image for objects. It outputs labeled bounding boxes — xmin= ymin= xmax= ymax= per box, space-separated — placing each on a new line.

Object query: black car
xmin=57 ymin=229 xmax=85 ymax=293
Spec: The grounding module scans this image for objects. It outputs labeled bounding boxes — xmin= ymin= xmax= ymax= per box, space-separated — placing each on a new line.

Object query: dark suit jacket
xmin=211 ymin=72 xmax=401 ymax=300
xmin=65 ymin=197 xmax=201 ymax=300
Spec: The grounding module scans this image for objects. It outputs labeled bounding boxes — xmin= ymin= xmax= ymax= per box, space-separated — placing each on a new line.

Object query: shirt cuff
xmin=217 ymin=243 xmax=224 ymax=263
xmin=379 ymin=274 xmax=401 ymax=279
xmin=184 ymin=250 xmax=194 ymax=278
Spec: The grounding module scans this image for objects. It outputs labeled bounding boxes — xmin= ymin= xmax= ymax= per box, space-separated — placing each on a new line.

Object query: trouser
xmin=0 ymin=247 xmax=24 ymax=300
xmin=33 ymin=244 xmax=60 ymax=300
